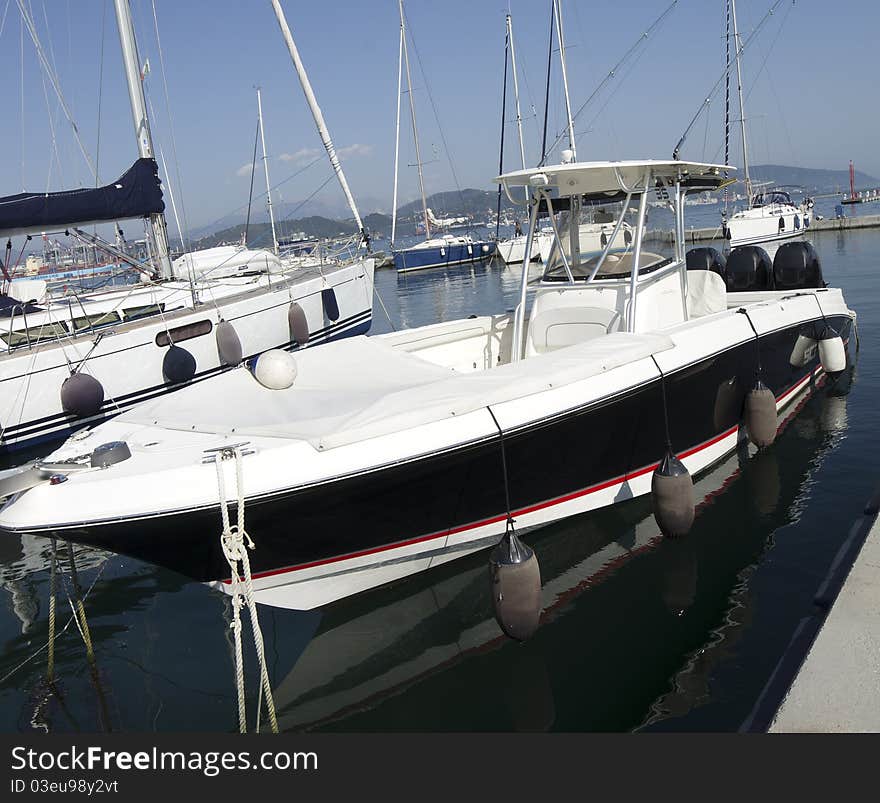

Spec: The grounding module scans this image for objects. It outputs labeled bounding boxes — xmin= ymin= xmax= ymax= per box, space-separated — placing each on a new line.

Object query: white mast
xmin=730 ymin=0 xmax=752 ymax=205
xmin=507 ymin=13 xmax=529 ymax=203
xmin=270 ymin=0 xmax=365 ymax=239
xmin=391 ymin=15 xmax=404 ymax=249
xmin=507 ymin=14 xmax=527 ymax=173
xmin=113 ymin=0 xmax=173 ymax=279
xmin=256 ymin=87 xmax=278 ymax=255
xmin=399 ymin=0 xmax=430 ymax=240
xmin=553 ymin=0 xmax=577 ymax=161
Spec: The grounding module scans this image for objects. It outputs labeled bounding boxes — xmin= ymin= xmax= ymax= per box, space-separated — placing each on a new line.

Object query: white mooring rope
xmin=214 ymin=448 xmax=278 ymax=734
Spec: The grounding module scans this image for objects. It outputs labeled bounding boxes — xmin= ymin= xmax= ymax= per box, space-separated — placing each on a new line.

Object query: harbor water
xmin=0 ymin=220 xmax=877 ymax=732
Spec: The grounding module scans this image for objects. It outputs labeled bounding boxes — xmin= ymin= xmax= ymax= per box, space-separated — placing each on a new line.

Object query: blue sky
xmin=0 ymin=0 xmax=875 ymax=232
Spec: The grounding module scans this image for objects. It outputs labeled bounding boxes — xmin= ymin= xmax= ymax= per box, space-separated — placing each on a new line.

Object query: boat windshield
xmin=752 ymin=190 xmax=793 ymax=207
xmin=543 ymin=250 xmax=672 ymax=282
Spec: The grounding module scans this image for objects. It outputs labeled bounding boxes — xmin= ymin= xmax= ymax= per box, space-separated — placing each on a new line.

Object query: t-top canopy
xmin=495 ymin=159 xmax=734 ymax=202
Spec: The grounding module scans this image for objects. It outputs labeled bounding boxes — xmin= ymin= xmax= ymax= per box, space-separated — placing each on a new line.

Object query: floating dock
xmin=742 ymin=485 xmax=880 ymax=732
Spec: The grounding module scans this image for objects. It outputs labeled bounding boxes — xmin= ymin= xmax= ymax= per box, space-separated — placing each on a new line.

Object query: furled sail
xmin=0 ymin=158 xmax=164 ymax=238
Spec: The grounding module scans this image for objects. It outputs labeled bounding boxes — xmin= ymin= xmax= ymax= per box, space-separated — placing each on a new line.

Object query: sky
xmin=0 ymin=0 xmax=876 ymax=235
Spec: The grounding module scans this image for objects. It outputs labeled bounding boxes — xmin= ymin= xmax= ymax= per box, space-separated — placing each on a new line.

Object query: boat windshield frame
xmin=500 ymin=160 xmax=733 ymax=361
xmin=752 ymin=190 xmax=794 ymax=207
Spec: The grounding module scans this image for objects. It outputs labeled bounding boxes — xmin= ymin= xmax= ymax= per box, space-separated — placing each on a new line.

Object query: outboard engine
xmin=686 ymin=247 xmax=726 ymax=277
xmin=772 ymin=241 xmax=824 ymax=290
xmin=725 ymin=245 xmax=773 ymax=292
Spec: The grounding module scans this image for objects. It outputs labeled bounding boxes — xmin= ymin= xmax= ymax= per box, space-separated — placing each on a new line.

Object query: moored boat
xmin=0 ymin=159 xmax=855 ymax=613
xmin=389 ymin=0 xmax=495 ymax=274
xmin=0 ymin=0 xmax=374 ymax=453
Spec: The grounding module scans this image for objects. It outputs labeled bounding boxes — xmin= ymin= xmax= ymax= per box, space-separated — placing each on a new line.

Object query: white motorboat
xmin=0 ymin=0 xmax=374 ymax=453
xmin=0 ymin=159 xmax=855 ymax=615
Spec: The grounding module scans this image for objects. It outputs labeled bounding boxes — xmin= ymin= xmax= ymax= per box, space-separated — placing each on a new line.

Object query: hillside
xmin=192 ymin=216 xmax=360 ymax=250
xmin=749 ymin=164 xmax=877 ymax=193
xmin=187 ymin=163 xmax=874 ymax=248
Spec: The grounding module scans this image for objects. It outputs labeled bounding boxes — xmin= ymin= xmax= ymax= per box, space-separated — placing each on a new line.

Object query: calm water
xmin=1 ymin=221 xmax=877 ymax=732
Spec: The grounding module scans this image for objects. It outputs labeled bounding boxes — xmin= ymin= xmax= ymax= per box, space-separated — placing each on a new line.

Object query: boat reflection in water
xmin=272 ymin=372 xmax=852 ymax=732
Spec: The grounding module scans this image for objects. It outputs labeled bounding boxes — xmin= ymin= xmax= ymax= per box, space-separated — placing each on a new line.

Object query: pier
xmin=645 ymin=214 xmax=880 ymax=245
xmin=742 ymin=484 xmax=880 ymax=732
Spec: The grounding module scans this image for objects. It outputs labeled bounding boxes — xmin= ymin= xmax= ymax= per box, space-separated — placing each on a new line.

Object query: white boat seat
xmin=686 ymin=270 xmax=727 ymax=318
xmin=526 ymin=306 xmax=622 ymax=355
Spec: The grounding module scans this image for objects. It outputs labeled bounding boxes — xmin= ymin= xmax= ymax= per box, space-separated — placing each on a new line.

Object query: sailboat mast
xmin=495 ymin=20 xmax=510 ymax=243
xmin=553 ymin=0 xmax=577 ymax=161
xmin=399 ymin=0 xmax=430 ymax=239
xmin=391 ymin=17 xmax=404 ymax=248
xmin=256 ymin=87 xmax=278 ymax=255
xmin=269 ymin=0 xmax=365 ymax=239
xmin=113 ymin=0 xmax=173 ymax=279
xmin=730 ymin=0 xmax=752 ymax=204
xmin=507 ymin=14 xmax=527 ymax=176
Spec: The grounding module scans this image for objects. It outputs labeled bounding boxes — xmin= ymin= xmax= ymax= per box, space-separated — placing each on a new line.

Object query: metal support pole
xmin=511 ymin=195 xmax=541 ymax=362
xmin=627 ymin=171 xmax=651 ymax=332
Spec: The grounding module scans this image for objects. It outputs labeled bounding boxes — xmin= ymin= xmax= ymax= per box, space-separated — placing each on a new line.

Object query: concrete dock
xmin=742 ymin=486 xmax=880 ymax=732
xmin=646 ymin=213 xmax=880 ymax=245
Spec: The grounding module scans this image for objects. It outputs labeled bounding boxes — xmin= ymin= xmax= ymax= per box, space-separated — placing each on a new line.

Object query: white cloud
xmin=276 ymin=144 xmax=372 ymax=166
xmin=279 ymin=147 xmax=320 ymax=163
xmin=337 ymin=143 xmax=372 ymax=159
xmin=235 ymin=162 xmax=254 ymax=178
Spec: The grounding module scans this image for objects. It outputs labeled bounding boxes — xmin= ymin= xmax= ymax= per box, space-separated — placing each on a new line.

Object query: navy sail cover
xmin=0 ymin=158 xmax=164 ymax=237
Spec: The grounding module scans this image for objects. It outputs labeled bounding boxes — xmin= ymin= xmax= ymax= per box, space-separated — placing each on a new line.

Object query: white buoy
xmin=489 ymin=529 xmax=542 ymax=641
xmin=818 ymin=326 xmax=846 ymax=374
xmin=744 ymin=379 xmax=777 ymax=448
xmin=789 ymin=333 xmax=817 ymax=368
xmin=252 ymin=349 xmax=297 ymax=390
xmin=216 ymin=320 xmax=243 ymax=366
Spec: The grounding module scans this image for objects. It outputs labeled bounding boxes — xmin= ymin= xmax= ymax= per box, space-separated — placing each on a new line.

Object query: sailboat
xmin=498 ymin=1 xmax=631 ymax=267
xmin=390 ymin=0 xmax=495 ymax=273
xmin=721 ymin=0 xmax=812 ymax=249
xmin=494 ymin=13 xmax=549 ymax=265
xmin=0 ymin=0 xmax=374 ymax=453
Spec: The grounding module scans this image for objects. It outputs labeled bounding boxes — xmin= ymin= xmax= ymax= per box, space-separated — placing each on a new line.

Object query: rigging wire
xmin=706 ymin=1 xmax=797 ymax=170
xmin=542 ymin=0 xmax=678 ymax=165
xmin=401 ymin=4 xmax=470 ymax=229
xmin=95 ymin=0 xmax=107 ymax=186
xmin=540 ymin=1 xmax=553 ymax=164
xmin=0 ymin=0 xmax=12 ymax=38
xmin=196 ymin=154 xmax=324 ymax=247
xmin=244 ymin=117 xmax=261 ymax=248
xmin=150 ymin=0 xmax=191 ymax=250
xmin=672 ymin=0 xmax=789 ymax=161
xmin=15 ymin=0 xmax=96 ymax=180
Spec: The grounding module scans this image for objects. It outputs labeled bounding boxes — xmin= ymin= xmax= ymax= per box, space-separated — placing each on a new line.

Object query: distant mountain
xmin=396 ymin=188 xmax=513 ymax=221
xmin=748 ymin=164 xmax=878 ymax=193
xmin=191 ymin=216 xmax=360 ymax=250
xmin=188 ymin=163 xmax=874 ymax=247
